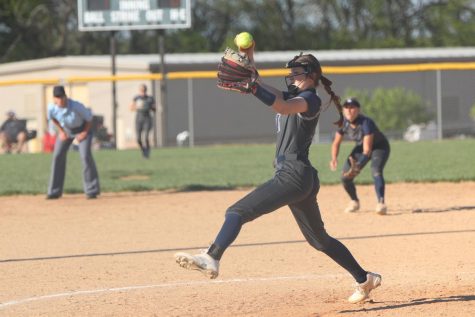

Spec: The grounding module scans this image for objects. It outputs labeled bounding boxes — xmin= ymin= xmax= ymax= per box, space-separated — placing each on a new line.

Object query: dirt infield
xmin=1 ymin=182 xmax=474 ymax=316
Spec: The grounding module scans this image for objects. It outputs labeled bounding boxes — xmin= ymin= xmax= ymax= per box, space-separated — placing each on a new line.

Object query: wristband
xmin=252 ymin=84 xmax=276 ymax=106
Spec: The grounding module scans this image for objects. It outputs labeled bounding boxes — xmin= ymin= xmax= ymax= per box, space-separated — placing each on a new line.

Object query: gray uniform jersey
xmin=134 ymin=95 xmax=155 ymax=117
xmin=275 ymin=88 xmax=321 ymax=160
xmin=219 ymin=86 xmax=368 ymax=285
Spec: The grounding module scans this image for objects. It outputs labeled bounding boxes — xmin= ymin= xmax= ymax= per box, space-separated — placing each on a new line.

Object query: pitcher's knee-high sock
xmin=323 ymin=237 xmax=367 ymax=283
xmin=207 ymin=213 xmax=243 ymax=260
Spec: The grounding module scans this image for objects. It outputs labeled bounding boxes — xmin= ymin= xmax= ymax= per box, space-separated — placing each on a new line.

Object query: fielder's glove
xmin=217 ymin=47 xmax=259 ymax=94
xmin=342 ymin=156 xmax=361 ymax=178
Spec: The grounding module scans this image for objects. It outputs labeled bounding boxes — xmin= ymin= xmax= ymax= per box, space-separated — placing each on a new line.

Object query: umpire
xmin=46 ymin=85 xmax=100 ymax=199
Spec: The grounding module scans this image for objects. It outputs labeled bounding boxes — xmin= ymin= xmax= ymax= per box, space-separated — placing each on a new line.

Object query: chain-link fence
xmin=1 ymin=61 xmax=474 ymax=152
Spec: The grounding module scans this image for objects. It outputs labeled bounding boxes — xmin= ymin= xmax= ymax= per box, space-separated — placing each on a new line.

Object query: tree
xmin=0 ymin=0 xmax=111 ymax=61
xmin=1 ymin=0 xmax=475 ymax=62
xmin=470 ymin=103 xmax=475 ymax=121
xmin=343 ymin=87 xmax=433 ymax=132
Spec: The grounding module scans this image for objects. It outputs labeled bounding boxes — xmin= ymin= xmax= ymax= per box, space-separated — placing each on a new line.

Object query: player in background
xmin=130 ymin=84 xmax=156 ymax=158
xmin=330 ymin=98 xmax=390 ymax=215
xmin=0 ymin=111 xmax=27 ymax=154
xmin=175 ymin=44 xmax=382 ymax=303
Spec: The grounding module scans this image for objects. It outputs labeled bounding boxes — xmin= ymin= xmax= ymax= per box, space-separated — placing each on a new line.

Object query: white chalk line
xmin=2 ymin=271 xmax=474 ymax=310
xmin=0 ymin=273 xmax=343 ymax=310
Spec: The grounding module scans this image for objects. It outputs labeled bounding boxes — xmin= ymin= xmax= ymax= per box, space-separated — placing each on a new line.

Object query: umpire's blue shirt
xmin=48 ymin=99 xmax=93 ymax=136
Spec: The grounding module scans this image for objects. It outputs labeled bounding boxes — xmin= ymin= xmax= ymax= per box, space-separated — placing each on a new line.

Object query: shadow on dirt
xmin=411 ymin=205 xmax=475 ymax=213
xmin=339 ymin=294 xmax=475 ymax=314
xmin=2 ymin=229 xmax=474 ymax=263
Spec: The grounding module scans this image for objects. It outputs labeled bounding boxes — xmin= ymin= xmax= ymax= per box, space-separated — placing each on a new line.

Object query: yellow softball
xmin=234 ymin=32 xmax=254 ymax=49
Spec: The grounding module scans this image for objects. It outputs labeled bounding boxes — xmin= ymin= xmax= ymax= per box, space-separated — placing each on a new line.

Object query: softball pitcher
xmin=330 ymin=98 xmax=390 ymax=215
xmin=175 ymin=46 xmax=382 ymax=303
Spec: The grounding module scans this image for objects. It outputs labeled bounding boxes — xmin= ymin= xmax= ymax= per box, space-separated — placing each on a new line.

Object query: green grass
xmin=0 ymin=139 xmax=474 ymax=196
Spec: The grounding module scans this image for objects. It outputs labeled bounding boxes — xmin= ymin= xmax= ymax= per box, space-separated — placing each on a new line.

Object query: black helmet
xmin=343 ymin=98 xmax=361 ymax=108
xmin=285 ymin=52 xmax=322 ymax=75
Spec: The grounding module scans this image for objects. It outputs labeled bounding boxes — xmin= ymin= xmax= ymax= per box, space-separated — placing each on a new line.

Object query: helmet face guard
xmin=284 ymin=52 xmax=321 ymax=94
xmin=284 ymin=71 xmax=309 ymax=89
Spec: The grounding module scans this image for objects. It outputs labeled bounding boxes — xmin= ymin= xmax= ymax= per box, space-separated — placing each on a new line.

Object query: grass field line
xmin=1 ymin=271 xmax=474 ymax=310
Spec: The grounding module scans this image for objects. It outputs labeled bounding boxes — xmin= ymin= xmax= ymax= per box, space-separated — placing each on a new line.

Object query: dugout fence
xmin=0 ymin=61 xmax=474 ymax=151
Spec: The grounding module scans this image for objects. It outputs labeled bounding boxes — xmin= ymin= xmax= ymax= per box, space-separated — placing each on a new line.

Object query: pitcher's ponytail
xmin=320 ymin=75 xmax=343 ymax=127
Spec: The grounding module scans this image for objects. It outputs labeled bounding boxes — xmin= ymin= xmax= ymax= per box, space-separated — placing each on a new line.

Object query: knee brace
xmin=226 ymin=205 xmax=254 ymax=224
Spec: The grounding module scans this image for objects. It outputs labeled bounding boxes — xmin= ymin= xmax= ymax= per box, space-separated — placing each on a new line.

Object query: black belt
xmin=273 ymin=153 xmax=309 ymax=168
xmin=69 ymin=122 xmax=86 ymax=134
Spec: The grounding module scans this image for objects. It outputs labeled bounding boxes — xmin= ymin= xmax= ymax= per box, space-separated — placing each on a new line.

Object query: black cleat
xmin=46 ymin=194 xmax=61 ymax=200
xmin=142 ymin=148 xmax=150 ymax=159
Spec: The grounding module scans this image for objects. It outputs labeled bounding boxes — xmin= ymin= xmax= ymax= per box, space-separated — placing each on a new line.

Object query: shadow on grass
xmin=122 ymin=185 xmax=154 ymax=192
xmin=339 ymin=295 xmax=475 ymax=314
xmin=0 ymin=190 xmax=37 ymax=196
xmin=107 ymin=169 xmax=153 ymax=180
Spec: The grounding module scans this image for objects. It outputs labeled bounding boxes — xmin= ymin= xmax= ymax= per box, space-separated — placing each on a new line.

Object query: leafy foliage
xmin=344 ymin=87 xmax=433 ymax=132
xmin=1 ymin=0 xmax=475 ymax=62
xmin=470 ymin=104 xmax=475 ymax=121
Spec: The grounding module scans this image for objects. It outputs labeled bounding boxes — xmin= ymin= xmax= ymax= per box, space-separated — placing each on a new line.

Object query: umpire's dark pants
xmin=226 ymin=159 xmax=366 ymax=280
xmin=47 ymin=132 xmax=100 ymax=197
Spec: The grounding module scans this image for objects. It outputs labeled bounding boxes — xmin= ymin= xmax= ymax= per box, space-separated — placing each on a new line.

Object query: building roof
xmin=1 ymin=47 xmax=475 ymax=75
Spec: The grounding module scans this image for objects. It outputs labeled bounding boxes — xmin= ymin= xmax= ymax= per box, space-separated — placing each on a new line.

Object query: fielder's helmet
xmin=343 ymin=98 xmax=361 ymax=108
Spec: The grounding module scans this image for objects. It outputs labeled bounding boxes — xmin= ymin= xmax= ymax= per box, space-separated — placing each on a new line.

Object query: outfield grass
xmin=0 ymin=139 xmax=473 ymax=196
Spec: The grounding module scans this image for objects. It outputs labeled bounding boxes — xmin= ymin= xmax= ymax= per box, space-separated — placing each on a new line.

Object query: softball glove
xmin=217 ymin=47 xmax=259 ymax=93
xmin=343 ymin=156 xmax=361 ymax=178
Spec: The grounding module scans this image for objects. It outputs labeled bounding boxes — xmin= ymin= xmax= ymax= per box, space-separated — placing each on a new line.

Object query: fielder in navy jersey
xmin=175 ymin=47 xmax=382 ymax=303
xmin=330 ymin=98 xmax=390 ymax=215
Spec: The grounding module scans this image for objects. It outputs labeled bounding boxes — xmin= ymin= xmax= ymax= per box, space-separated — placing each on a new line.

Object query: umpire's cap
xmin=343 ymin=98 xmax=361 ymax=108
xmin=53 ymin=85 xmax=66 ymax=97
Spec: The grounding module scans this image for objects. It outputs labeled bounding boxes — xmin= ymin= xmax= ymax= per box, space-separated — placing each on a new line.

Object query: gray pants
xmin=225 ymin=159 xmax=367 ymax=281
xmin=228 ymin=160 xmax=331 ymax=249
xmin=47 ymin=132 xmax=100 ymax=197
xmin=135 ymin=114 xmax=153 ymax=150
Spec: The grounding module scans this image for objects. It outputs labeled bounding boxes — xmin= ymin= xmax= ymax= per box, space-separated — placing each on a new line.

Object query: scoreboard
xmin=78 ymin=0 xmax=191 ymax=31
